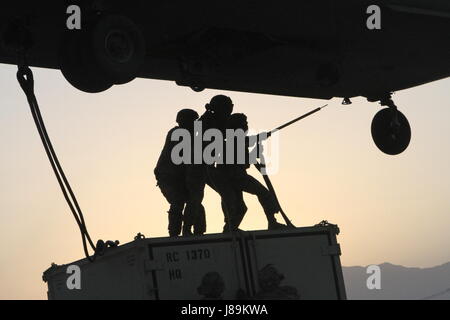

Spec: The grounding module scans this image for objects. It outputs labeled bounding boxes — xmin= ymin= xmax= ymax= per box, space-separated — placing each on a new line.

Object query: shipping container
xmin=43 ymin=222 xmax=346 ymax=300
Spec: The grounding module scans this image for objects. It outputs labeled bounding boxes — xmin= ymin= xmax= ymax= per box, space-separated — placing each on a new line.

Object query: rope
xmin=253 ymin=141 xmax=295 ymax=228
xmin=16 ymin=65 xmax=99 ymax=262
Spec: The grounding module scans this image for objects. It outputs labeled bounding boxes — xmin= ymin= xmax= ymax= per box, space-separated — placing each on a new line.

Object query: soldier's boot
xmin=193 ymin=205 xmax=206 ymax=235
xmin=182 ymin=225 xmax=194 ymax=237
xmin=222 ymin=224 xmax=244 ymax=233
xmin=183 ymin=201 xmax=200 ymax=237
xmin=182 ymin=207 xmax=194 ymax=236
xmin=257 ymin=193 xmax=288 ymax=230
xmin=222 ymin=200 xmax=246 ymax=233
xmin=267 ymin=214 xmax=288 ymax=230
xmin=168 ymin=204 xmax=184 ymax=237
xmin=222 ymin=211 xmax=246 ymax=233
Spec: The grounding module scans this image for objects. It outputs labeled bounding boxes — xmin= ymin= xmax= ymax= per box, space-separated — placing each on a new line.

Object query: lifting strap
xmin=254 ymin=156 xmax=295 ymax=228
xmin=252 ymin=104 xmax=330 ymax=228
xmin=16 ymin=64 xmax=116 ymax=262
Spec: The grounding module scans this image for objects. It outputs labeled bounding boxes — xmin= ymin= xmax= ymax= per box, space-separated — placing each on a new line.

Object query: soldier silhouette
xmin=196 ymin=96 xmax=244 ymax=232
xmin=218 ymin=113 xmax=287 ymax=231
xmin=200 ymin=95 xmax=234 ymax=133
xmin=154 ymin=109 xmax=206 ymax=237
xmin=181 ymin=95 xmax=235 ymax=235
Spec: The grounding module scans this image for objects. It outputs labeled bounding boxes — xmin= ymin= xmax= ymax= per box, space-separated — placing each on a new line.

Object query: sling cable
xmin=16 ymin=59 xmax=118 ymax=262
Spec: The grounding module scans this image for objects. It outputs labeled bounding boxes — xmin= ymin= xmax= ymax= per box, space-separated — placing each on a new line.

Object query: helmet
xmin=228 ymin=113 xmax=248 ymax=131
xmin=206 ymin=95 xmax=233 ymax=117
xmin=176 ymin=109 xmax=199 ymax=128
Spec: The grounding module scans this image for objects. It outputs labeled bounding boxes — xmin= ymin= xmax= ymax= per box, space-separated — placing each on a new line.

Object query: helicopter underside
xmin=0 ymin=0 xmax=449 ymax=155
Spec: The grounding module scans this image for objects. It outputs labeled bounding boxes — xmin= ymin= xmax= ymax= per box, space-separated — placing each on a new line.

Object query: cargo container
xmin=43 ymin=222 xmax=346 ymax=300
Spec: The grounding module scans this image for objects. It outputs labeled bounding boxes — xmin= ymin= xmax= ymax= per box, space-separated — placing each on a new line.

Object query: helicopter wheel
xmin=371 ymin=108 xmax=411 ymax=155
xmin=89 ymin=14 xmax=146 ymax=85
xmin=60 ymin=31 xmax=113 ymax=93
xmin=60 ymin=14 xmax=146 ymax=92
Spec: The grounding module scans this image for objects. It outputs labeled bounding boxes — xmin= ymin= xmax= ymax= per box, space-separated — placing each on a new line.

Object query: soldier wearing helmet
xmin=154 ymin=108 xmax=206 ymax=237
xmin=180 ymin=95 xmax=235 ymax=235
xmin=219 ymin=113 xmax=287 ymax=231
xmin=200 ymin=94 xmax=234 ymax=133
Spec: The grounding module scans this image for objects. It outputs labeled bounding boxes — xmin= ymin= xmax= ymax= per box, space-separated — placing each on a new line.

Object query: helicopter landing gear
xmin=60 ymin=31 xmax=113 ymax=93
xmin=371 ymin=95 xmax=411 ymax=155
xmin=89 ymin=14 xmax=146 ymax=85
xmin=60 ymin=14 xmax=146 ymax=93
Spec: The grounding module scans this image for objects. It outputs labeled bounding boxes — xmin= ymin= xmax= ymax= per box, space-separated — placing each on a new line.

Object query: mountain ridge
xmin=342 ymin=261 xmax=450 ymax=300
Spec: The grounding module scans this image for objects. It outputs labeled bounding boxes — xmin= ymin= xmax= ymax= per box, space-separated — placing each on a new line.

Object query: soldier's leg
xmin=168 ymin=202 xmax=184 ymax=237
xmin=236 ymin=172 xmax=286 ymax=229
xmin=193 ymin=204 xmax=206 ymax=235
xmin=184 ymin=165 xmax=206 ymax=236
xmin=156 ymin=177 xmax=186 ymax=237
xmin=228 ymin=190 xmax=248 ymax=231
xmin=240 ymin=175 xmax=279 ymax=214
xmin=184 ymin=189 xmax=204 ymax=236
xmin=206 ymin=167 xmax=243 ymax=232
xmin=220 ymin=185 xmax=248 ymax=232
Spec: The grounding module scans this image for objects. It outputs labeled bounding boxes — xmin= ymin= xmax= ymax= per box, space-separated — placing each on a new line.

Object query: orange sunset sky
xmin=1 ymin=64 xmax=449 ymax=299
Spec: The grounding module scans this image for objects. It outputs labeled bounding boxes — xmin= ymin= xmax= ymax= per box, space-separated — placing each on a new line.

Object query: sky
xmin=0 ymin=64 xmax=449 ymax=299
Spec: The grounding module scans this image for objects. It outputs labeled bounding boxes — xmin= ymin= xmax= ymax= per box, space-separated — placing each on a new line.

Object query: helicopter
xmin=1 ymin=0 xmax=449 ymax=155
